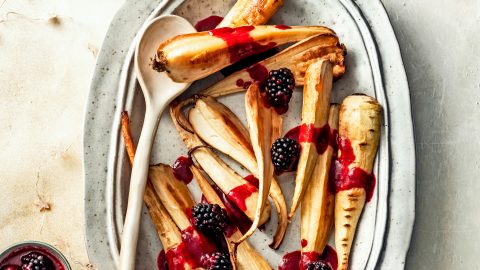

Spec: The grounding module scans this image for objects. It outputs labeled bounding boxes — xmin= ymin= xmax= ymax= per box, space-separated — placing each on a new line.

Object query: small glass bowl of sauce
xmin=0 ymin=241 xmax=71 ymax=270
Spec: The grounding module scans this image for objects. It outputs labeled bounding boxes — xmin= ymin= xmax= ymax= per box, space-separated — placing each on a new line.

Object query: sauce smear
xmin=331 ymin=137 xmax=376 ymax=202
xmin=278 ymin=245 xmax=338 ymax=270
xmin=172 ymin=156 xmax=193 ymax=184
xmin=275 ymin=25 xmax=292 ymax=30
xmin=227 ymin=182 xmax=257 ymax=211
xmin=157 ymin=250 xmax=168 ymax=270
xmin=194 ymin=15 xmax=223 ymax=31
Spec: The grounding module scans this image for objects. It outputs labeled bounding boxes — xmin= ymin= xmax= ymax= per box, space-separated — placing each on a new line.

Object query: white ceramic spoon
xmin=119 ymin=15 xmax=195 ymax=270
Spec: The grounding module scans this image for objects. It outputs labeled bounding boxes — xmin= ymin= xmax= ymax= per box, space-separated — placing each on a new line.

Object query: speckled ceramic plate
xmin=84 ymin=0 xmax=415 ymax=269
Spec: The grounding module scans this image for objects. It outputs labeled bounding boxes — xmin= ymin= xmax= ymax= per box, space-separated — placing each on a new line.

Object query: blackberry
xmin=202 ymin=252 xmax=232 ymax=270
xmin=20 ymin=252 xmax=54 ymax=270
xmin=271 ymin=137 xmax=300 ymax=172
xmin=305 ymin=261 xmax=332 ymax=270
xmin=192 ymin=203 xmax=228 ymax=235
xmin=265 ymin=68 xmax=295 ymax=113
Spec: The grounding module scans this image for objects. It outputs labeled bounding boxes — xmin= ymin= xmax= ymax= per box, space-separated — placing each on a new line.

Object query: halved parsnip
xmin=188 ymin=95 xmax=288 ymax=248
xmin=235 ymin=84 xmax=282 ymax=244
xmin=170 ymin=100 xmax=271 ymax=225
xmin=290 ymin=59 xmax=334 ymax=218
xmin=155 ymin=26 xmax=335 ymax=83
xmin=218 ymin=0 xmax=284 ymax=28
xmin=334 ymin=94 xmax=382 ymax=270
xmin=301 ymin=105 xmax=338 ymax=257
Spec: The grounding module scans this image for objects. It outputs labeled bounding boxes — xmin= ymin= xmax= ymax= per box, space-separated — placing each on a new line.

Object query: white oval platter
xmin=84 ymin=0 xmax=415 ymax=269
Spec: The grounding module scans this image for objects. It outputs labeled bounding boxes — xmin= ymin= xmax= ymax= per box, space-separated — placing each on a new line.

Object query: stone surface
xmin=382 ymin=0 xmax=480 ymax=269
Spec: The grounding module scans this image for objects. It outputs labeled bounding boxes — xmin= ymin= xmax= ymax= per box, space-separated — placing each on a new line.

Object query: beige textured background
xmin=0 ymin=0 xmax=122 ymax=269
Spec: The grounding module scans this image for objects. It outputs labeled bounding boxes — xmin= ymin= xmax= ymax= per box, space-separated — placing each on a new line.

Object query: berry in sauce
xmin=271 ymin=137 xmax=300 ymax=172
xmin=192 ymin=203 xmax=228 ymax=236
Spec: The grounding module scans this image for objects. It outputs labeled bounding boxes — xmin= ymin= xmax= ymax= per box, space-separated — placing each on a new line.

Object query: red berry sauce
xmin=209 ymin=26 xmax=277 ymax=63
xmin=330 ymin=137 xmax=376 ymax=202
xmin=194 ymin=15 xmax=223 ymax=32
xmin=157 ymin=250 xmax=168 ymax=270
xmin=278 ymin=245 xmax=338 ymax=270
xmin=172 ymin=156 xmax=193 ymax=184
xmin=301 ymin=239 xmax=308 ymax=248
xmin=275 ymin=25 xmax=292 ymax=30
xmin=160 ymin=226 xmax=217 ymax=270
xmin=285 ymin=124 xmax=338 ymax=155
xmin=211 ymin=184 xmax=252 ymax=235
xmin=0 ymin=245 xmax=66 ymax=270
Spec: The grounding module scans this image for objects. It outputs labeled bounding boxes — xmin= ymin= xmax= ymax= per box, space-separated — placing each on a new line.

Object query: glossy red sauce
xmin=172 ymin=156 xmax=193 ymax=184
xmin=278 ymin=245 xmax=338 ymax=270
xmin=194 ymin=15 xmax=223 ymax=32
xmin=275 ymin=25 xmax=292 ymax=30
xmin=157 ymin=250 xmax=168 ymax=270
xmin=331 ymin=137 xmax=376 ymax=202
xmin=234 ymin=63 xmax=269 ymax=90
xmin=227 ymin=183 xmax=257 ymax=212
xmin=209 ymin=26 xmax=277 ymax=63
xmin=301 ymin=239 xmax=308 ymax=248
xmin=247 ymin=63 xmax=269 ymax=86
xmin=0 ymin=245 xmax=66 ymax=270
xmin=244 ymin=174 xmax=260 ymax=188
xmin=286 ymin=124 xmax=338 ymax=155
xmin=211 ymin=184 xmax=252 ymax=235
xmin=236 ymin=78 xmax=245 ymax=87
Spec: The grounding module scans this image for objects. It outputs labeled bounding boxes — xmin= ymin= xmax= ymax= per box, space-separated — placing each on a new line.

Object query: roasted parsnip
xmin=334 ymin=94 xmax=382 ymax=270
xmin=290 ymin=59 xmax=334 ymax=218
xmin=301 ymin=105 xmax=338 ymax=259
xmin=235 ymin=84 xmax=282 ymax=244
xmin=201 ymin=34 xmax=346 ymax=97
xmin=218 ymin=0 xmax=284 ymax=28
xmin=155 ymin=26 xmax=335 ymax=82
xmin=188 ymin=95 xmax=288 ymax=248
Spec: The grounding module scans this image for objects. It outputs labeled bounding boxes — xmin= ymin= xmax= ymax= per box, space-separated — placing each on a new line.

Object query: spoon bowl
xmin=119 ymin=15 xmax=195 ymax=270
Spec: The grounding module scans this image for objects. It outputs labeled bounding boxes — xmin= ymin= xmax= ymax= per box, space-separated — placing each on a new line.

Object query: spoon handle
xmin=119 ymin=103 xmax=165 ymax=270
